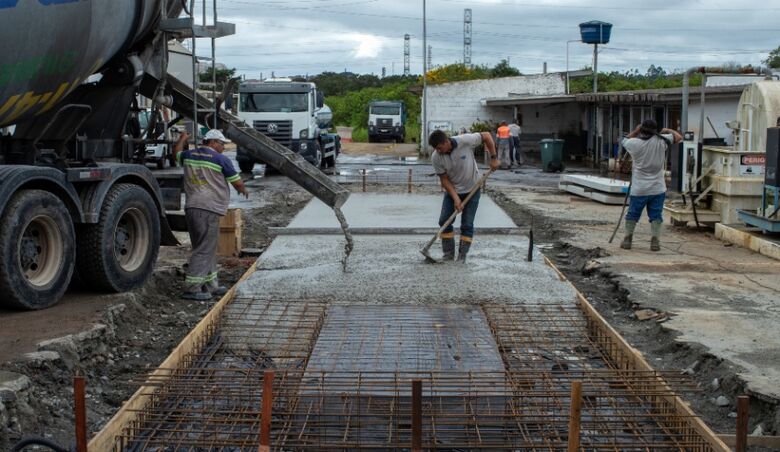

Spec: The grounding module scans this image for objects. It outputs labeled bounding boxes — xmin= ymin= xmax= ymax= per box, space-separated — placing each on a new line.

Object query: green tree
xmin=763 ymin=45 xmax=780 ymax=69
xmin=198 ymin=66 xmax=236 ymax=90
xmin=489 ymin=59 xmax=521 ymax=78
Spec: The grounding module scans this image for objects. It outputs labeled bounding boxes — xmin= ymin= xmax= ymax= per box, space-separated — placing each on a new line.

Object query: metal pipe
xmin=422 ymin=0 xmax=428 ymax=154
xmin=699 ymin=74 xmax=706 ymax=144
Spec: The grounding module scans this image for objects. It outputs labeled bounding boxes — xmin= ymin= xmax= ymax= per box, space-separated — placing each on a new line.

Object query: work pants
xmin=512 ymin=136 xmax=523 ymax=164
xmin=497 ymin=138 xmax=511 ymax=168
xmin=184 ymin=208 xmax=220 ymax=294
xmin=439 ymin=189 xmax=481 ymax=240
xmin=626 ymin=192 xmax=666 ymax=223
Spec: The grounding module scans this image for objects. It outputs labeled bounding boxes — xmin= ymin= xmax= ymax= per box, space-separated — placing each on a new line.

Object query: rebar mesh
xmin=113 ymin=300 xmax=717 ymax=451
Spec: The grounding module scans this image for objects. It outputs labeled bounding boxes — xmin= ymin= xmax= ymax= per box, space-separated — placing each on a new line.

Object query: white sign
xmin=428 ymin=120 xmax=453 ymax=133
xmin=740 ymin=154 xmax=765 ymax=176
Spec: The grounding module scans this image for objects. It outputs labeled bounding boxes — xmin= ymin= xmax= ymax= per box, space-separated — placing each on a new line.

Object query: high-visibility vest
xmin=497 ymin=126 xmax=511 ymax=139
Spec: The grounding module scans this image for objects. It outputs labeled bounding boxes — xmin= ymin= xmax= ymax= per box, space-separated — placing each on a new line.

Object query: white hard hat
xmin=203 ymin=129 xmax=232 ymax=143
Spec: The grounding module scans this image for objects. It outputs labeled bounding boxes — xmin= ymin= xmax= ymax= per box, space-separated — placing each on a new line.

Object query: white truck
xmin=368 ymin=100 xmax=406 ymax=143
xmin=236 ymin=80 xmax=340 ymax=173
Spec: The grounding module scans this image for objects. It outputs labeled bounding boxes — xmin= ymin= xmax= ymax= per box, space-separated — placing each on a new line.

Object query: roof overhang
xmin=482 ymin=95 xmax=576 ymax=107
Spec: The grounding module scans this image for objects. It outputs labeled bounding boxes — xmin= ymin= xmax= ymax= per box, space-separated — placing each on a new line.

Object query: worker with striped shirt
xmin=174 ymin=129 xmax=248 ymax=300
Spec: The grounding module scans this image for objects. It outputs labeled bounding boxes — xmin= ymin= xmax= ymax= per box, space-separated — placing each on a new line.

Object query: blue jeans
xmin=439 ymin=189 xmax=481 ymax=239
xmin=626 ymin=193 xmax=665 ymax=223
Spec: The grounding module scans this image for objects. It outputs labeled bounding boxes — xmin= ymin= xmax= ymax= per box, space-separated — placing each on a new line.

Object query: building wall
xmin=424 ymin=74 xmax=566 ymax=135
xmin=517 ymin=103 xmax=582 ymax=136
xmin=686 ymin=97 xmax=740 ymax=145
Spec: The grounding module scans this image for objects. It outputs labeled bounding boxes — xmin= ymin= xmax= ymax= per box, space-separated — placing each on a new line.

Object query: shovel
xmin=420 ymin=170 xmax=494 ymax=263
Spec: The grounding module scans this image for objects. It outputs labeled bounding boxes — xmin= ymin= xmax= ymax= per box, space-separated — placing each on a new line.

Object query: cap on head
xmin=639 ymin=119 xmax=658 ymax=136
xmin=203 ymin=129 xmax=232 ymax=144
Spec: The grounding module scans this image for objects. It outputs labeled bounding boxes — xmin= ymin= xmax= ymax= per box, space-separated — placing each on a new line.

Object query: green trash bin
xmin=539 ymin=138 xmax=564 ymax=172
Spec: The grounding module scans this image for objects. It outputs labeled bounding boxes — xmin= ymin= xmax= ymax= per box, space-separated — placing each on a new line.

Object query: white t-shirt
xmin=431 ymin=133 xmax=482 ymax=193
xmin=621 ymin=134 xmax=674 ymax=196
xmin=508 ymin=124 xmax=522 ymax=137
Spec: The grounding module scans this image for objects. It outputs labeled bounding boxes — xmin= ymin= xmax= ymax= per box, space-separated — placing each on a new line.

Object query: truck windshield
xmin=370 ymin=106 xmax=400 ymax=115
xmin=240 ymin=93 xmax=308 ymax=113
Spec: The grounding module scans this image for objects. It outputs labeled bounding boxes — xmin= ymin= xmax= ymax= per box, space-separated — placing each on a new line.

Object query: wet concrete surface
xmin=236 ymin=233 xmax=575 ymax=305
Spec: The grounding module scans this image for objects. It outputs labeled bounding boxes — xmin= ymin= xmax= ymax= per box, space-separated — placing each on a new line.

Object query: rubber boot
xmin=457 ymin=240 xmax=472 ymax=262
xmin=620 ymin=220 xmax=636 ymax=250
xmin=441 ymin=237 xmax=455 ymax=261
xmin=650 ymin=220 xmax=662 ymax=252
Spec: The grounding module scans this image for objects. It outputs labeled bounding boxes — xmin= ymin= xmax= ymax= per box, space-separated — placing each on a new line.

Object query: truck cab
xmin=368 ymin=100 xmax=406 ymax=143
xmin=236 ymin=80 xmax=339 ymax=173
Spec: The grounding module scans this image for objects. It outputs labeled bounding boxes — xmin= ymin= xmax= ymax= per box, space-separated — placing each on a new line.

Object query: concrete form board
xmin=287 ymin=193 xmax=517 ymax=230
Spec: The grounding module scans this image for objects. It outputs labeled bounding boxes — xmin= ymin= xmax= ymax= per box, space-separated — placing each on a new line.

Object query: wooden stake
xmin=736 ymin=395 xmax=749 ymax=452
xmin=259 ymin=371 xmax=274 ymax=452
xmin=567 ymin=380 xmax=583 ymax=452
xmin=362 ymin=169 xmax=367 ymax=192
xmin=74 ymin=374 xmax=87 ymax=452
xmin=408 ymin=168 xmax=413 ymax=193
xmin=412 ymin=380 xmax=422 ymax=452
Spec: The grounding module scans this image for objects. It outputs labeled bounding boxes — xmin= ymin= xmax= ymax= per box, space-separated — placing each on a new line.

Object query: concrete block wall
xmin=424 ymin=74 xmax=566 ymax=135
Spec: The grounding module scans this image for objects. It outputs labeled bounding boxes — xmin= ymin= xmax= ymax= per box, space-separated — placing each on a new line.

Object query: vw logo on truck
xmin=267 ymin=123 xmax=279 ymax=134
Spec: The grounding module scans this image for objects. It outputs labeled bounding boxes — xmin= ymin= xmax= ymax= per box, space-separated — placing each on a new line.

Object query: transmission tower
xmin=463 ymin=8 xmax=472 ymax=67
xmin=404 ymin=34 xmax=410 ymax=76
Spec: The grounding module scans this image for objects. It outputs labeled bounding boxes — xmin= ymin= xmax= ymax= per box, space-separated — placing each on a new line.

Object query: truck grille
xmin=253 ymin=120 xmax=293 ymax=147
xmin=377 ymin=118 xmax=393 ymax=127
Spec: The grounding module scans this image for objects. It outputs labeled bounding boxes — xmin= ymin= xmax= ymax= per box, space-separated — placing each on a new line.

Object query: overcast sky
xmin=196 ymin=0 xmax=778 ymax=79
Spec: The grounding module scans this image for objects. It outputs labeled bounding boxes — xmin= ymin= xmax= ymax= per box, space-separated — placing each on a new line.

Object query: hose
xmin=11 ymin=436 xmax=71 ymax=452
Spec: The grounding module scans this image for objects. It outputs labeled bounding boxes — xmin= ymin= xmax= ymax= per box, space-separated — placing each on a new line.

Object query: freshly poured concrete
xmin=286 ymin=193 xmax=517 ymax=230
xmin=236 ymin=234 xmax=576 ymax=304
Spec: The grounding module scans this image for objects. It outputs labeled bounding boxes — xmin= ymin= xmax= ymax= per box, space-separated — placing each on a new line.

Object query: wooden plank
xmin=719 ymin=434 xmax=780 ymax=448
xmin=88 ymin=259 xmax=260 ymax=452
xmin=543 ymin=256 xmax=731 ymax=452
xmin=218 ymin=208 xmax=243 ymax=257
xmin=567 ymin=381 xmax=582 ymax=452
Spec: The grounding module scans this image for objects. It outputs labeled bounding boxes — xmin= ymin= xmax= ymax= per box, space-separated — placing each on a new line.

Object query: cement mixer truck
xmin=0 ymin=1 xmax=348 ymax=310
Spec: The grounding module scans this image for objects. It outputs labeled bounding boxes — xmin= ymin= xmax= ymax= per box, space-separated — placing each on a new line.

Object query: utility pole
xmin=423 ymin=0 xmax=428 ymax=154
xmin=428 ymin=45 xmax=432 ymax=69
xmin=463 ymin=8 xmax=472 ymax=68
xmin=404 ymin=34 xmax=410 ymax=76
xmin=382 ymin=66 xmax=386 ymax=78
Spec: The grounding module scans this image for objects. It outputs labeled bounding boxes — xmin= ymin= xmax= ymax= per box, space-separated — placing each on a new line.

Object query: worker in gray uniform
xmin=619 ymin=119 xmax=682 ymax=251
xmin=173 ymin=129 xmax=248 ymax=300
xmin=429 ymin=129 xmax=499 ymax=262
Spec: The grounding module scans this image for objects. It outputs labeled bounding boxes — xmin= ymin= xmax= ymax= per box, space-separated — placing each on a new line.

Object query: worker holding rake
xmin=428 ymin=129 xmax=499 ymax=262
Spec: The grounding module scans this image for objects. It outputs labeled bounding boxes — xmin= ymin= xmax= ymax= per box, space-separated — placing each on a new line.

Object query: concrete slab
xmin=560 ymin=174 xmax=630 ymax=194
xmin=715 ymin=223 xmax=780 ymax=261
xmin=236 ymin=235 xmax=576 ymax=305
xmin=286 ymin=193 xmax=517 ymax=230
xmin=559 ymin=182 xmax=627 ymax=205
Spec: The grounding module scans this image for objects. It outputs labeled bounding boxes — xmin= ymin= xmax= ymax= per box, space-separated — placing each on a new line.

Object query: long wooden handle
xmin=436 ymin=170 xmax=493 ymax=237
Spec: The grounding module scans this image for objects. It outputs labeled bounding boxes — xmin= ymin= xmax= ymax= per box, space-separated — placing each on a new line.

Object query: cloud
xmin=351 ymin=34 xmax=385 ymax=59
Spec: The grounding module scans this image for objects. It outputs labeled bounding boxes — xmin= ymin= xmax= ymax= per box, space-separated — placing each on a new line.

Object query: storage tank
xmin=316 ymin=105 xmax=334 ymax=129
xmin=579 ymin=20 xmax=612 ymax=44
xmin=735 ymin=81 xmax=780 ymax=153
xmin=0 ymin=0 xmax=172 ymax=127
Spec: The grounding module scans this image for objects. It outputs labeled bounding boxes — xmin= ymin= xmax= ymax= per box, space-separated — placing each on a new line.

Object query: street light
xmin=565 ymin=39 xmax=582 ymax=95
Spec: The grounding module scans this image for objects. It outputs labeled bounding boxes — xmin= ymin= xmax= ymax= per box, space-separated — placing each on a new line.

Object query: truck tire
xmin=0 ymin=190 xmax=76 ymax=310
xmin=77 ymin=184 xmax=160 ymax=292
xmin=238 ymin=159 xmax=255 ymax=174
